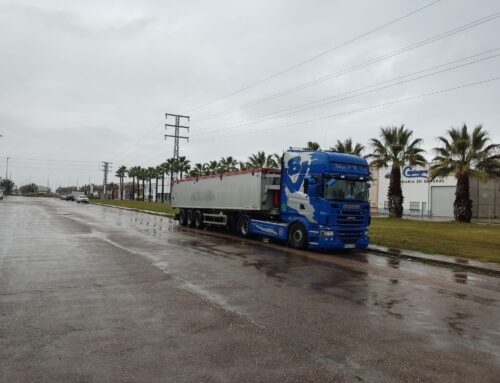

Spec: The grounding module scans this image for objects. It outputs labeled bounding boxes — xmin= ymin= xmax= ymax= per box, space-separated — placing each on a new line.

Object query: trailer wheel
xmin=179 ymin=209 xmax=188 ymax=226
xmin=288 ymin=222 xmax=308 ymax=249
xmin=237 ymin=215 xmax=251 ymax=237
xmin=194 ymin=211 xmax=204 ymax=229
xmin=186 ymin=210 xmax=195 ymax=227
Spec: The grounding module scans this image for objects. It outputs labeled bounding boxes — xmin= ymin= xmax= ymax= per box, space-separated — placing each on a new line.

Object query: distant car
xmin=60 ymin=194 xmax=73 ymax=201
xmin=0 ymin=190 xmax=4 ymax=200
xmin=76 ymin=195 xmax=89 ymax=204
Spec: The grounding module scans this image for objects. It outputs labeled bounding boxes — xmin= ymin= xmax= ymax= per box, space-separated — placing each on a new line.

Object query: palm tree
xmin=136 ymin=167 xmax=146 ymax=201
xmin=146 ymin=167 xmax=156 ymax=202
xmin=177 ymin=156 xmax=191 ymax=179
xmin=239 ymin=161 xmax=249 ymax=171
xmin=159 ymin=161 xmax=170 ymax=203
xmin=108 ymin=182 xmax=117 ymax=200
xmin=154 ymin=165 xmax=163 ymax=202
xmin=128 ymin=166 xmax=139 ymax=200
xmin=219 ymin=156 xmax=238 ymax=172
xmin=166 ymin=158 xmax=178 ymax=203
xmin=247 ymin=151 xmax=275 ymax=169
xmin=206 ymin=160 xmax=219 ymax=175
xmin=430 ymin=124 xmax=500 ymax=223
xmin=369 ymin=125 xmax=426 ymax=218
xmin=189 ymin=163 xmax=204 ymax=177
xmin=115 ymin=166 xmax=127 ymax=200
xmin=306 ymin=141 xmax=321 ymax=151
xmin=331 ymin=138 xmax=365 ymax=156
xmin=272 ymin=153 xmax=283 ymax=168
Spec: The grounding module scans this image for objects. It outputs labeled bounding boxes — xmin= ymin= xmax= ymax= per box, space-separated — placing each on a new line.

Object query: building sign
xmin=403 ymin=166 xmax=428 ymax=179
xmin=384 ymin=166 xmax=446 ymax=184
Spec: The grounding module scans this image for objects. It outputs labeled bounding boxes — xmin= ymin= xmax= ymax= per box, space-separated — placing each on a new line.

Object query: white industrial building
xmin=370 ymin=166 xmax=500 ymax=219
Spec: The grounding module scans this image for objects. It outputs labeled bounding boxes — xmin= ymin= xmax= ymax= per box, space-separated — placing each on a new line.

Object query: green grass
xmin=370 ymin=217 xmax=500 ymax=263
xmin=91 ymin=199 xmax=179 ymax=215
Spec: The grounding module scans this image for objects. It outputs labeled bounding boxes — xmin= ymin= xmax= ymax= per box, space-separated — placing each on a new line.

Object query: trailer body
xmin=172 ymin=169 xmax=280 ymax=211
xmin=172 ymin=149 xmax=371 ymax=250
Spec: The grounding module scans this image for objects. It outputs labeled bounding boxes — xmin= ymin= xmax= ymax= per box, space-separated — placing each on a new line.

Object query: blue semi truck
xmin=172 ymin=148 xmax=371 ymax=250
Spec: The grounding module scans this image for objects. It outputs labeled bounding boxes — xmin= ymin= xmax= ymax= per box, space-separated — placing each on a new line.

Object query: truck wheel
xmin=194 ymin=211 xmax=204 ymax=229
xmin=179 ymin=209 xmax=188 ymax=226
xmin=186 ymin=210 xmax=195 ymax=227
xmin=237 ymin=216 xmax=251 ymax=237
xmin=288 ymin=222 xmax=308 ymax=249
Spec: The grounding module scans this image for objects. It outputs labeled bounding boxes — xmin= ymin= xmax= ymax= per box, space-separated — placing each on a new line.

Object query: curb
xmin=367 ymin=245 xmax=500 ymax=276
xmin=90 ymin=202 xmax=176 ymax=218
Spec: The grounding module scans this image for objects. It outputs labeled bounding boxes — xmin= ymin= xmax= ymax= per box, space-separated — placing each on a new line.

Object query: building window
xmin=383 ymin=201 xmax=389 ymax=209
xmin=410 ymin=201 xmax=420 ymax=211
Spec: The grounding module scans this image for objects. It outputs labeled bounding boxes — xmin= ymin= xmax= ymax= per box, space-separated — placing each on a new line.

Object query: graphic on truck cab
xmin=281 ymin=152 xmax=320 ymax=224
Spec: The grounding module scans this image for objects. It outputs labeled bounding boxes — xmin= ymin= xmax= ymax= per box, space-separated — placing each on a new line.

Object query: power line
xmin=3 ymin=156 xmax=99 ymax=164
xmin=7 ymin=165 xmax=102 ymax=171
xmin=192 ymin=76 xmax=500 ymax=143
xmin=113 ymin=121 xmax=166 ymax=164
xmin=192 ymin=10 xmax=500 ymax=124
xmin=183 ymin=0 xmax=441 ymax=113
xmin=191 ymin=49 xmax=500 ymax=137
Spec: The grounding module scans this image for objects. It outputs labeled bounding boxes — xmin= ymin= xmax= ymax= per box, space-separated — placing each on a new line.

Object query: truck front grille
xmin=337 ymin=229 xmax=363 ymax=244
xmin=336 ymin=210 xmax=364 ymax=225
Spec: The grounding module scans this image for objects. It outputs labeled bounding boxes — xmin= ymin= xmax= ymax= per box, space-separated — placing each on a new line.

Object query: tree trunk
xmin=120 ymin=178 xmax=123 ymax=200
xmin=131 ymin=178 xmax=135 ymax=200
xmin=454 ymin=174 xmax=472 ymax=223
xmin=161 ymin=175 xmax=165 ymax=203
xmin=149 ymin=179 xmax=152 ymax=202
xmin=142 ymin=179 xmax=145 ymax=201
xmin=388 ymin=164 xmax=403 ymax=218
xmin=155 ymin=177 xmax=158 ymax=202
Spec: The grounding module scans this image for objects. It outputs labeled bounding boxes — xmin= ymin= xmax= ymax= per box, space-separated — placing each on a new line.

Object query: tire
xmin=186 ymin=209 xmax=195 ymax=227
xmin=237 ymin=215 xmax=251 ymax=237
xmin=288 ymin=222 xmax=308 ymax=249
xmin=194 ymin=210 xmax=204 ymax=229
xmin=179 ymin=209 xmax=188 ymax=226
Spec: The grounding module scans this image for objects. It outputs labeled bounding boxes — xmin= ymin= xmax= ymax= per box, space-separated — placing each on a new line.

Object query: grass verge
xmin=370 ymin=217 xmax=500 ymax=263
xmin=91 ymin=199 xmax=178 ymax=215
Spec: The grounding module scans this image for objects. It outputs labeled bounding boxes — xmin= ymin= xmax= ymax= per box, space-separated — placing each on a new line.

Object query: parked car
xmin=76 ymin=195 xmax=89 ymax=204
xmin=0 ymin=190 xmax=4 ymax=200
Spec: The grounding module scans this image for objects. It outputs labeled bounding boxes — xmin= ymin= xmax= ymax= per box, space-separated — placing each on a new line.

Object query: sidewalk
xmin=368 ymin=244 xmax=500 ymax=275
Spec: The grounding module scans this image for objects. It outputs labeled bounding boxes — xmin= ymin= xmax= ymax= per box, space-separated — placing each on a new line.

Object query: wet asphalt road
xmin=1 ymin=197 xmax=499 ymax=382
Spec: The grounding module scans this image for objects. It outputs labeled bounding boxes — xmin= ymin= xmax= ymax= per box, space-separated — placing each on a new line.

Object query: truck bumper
xmin=308 ymin=228 xmax=369 ymax=250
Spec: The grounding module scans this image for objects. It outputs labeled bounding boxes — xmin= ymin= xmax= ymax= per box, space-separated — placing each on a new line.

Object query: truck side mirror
xmin=326 ymin=178 xmax=336 ymax=187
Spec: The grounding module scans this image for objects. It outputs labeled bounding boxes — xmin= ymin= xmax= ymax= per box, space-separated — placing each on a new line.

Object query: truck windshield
xmin=323 ymin=177 xmax=368 ymax=202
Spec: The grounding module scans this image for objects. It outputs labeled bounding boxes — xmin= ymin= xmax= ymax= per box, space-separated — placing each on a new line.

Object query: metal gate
xmin=431 ymin=186 xmax=455 ymax=217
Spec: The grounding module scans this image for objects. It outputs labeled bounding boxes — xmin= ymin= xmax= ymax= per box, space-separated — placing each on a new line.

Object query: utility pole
xmin=5 ymin=156 xmax=9 ymax=180
xmin=102 ymin=161 xmax=112 ymax=199
xmin=165 ymin=113 xmax=189 ymax=202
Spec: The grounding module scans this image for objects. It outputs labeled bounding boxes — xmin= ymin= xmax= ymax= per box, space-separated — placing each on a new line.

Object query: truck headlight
xmin=320 ymin=230 xmax=334 ymax=236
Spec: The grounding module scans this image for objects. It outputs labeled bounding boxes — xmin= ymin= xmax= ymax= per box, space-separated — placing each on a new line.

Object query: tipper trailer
xmin=172 ymin=148 xmax=371 ymax=250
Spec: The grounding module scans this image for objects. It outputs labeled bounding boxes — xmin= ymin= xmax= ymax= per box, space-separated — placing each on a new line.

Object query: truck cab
xmin=278 ymin=149 xmax=370 ymax=249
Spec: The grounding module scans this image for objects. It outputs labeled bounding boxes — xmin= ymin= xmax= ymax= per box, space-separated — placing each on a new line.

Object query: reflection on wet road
xmin=1 ymin=197 xmax=499 ymax=382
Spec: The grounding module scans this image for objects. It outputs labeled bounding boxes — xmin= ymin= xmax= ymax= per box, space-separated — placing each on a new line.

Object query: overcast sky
xmin=0 ymin=0 xmax=499 ymax=188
